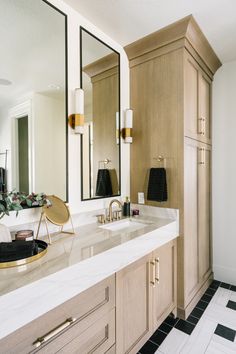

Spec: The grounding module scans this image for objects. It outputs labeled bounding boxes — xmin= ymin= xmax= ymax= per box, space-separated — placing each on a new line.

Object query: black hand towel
xmin=96 ymin=169 xmax=113 ymax=197
xmin=147 ymin=168 xmax=168 ymax=202
xmin=0 ymin=240 xmax=38 ymax=262
xmin=0 ymin=167 xmax=6 ymax=193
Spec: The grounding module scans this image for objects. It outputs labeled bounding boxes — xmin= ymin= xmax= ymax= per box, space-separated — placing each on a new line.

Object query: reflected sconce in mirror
xmin=68 ymin=88 xmax=84 ymax=134
xmin=122 ymin=109 xmax=133 ymax=143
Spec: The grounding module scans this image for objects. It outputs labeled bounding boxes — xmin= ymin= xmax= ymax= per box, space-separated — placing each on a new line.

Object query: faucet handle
xmin=96 ymin=214 xmax=106 ymax=224
xmin=113 ymin=209 xmax=122 ymax=220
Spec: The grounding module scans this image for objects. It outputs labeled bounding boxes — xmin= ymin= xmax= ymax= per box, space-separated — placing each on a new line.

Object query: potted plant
xmin=0 ymin=191 xmax=49 ymax=219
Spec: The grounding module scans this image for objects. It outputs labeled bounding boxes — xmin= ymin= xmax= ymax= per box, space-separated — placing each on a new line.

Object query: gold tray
xmin=0 ymin=240 xmax=48 ymax=269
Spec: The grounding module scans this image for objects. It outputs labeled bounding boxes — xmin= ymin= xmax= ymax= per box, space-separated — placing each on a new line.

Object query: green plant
xmin=0 ymin=191 xmax=49 ymax=219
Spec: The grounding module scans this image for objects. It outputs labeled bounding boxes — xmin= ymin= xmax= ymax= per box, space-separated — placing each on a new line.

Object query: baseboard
xmin=177 ymin=275 xmax=213 ymax=319
xmin=213 ymin=264 xmax=236 ymax=286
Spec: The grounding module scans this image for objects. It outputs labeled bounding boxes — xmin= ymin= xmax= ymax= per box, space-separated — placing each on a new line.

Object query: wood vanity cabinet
xmin=125 ymin=15 xmax=221 ymax=318
xmin=0 ymin=275 xmax=116 ymax=354
xmin=152 ymin=240 xmax=177 ymax=328
xmin=116 ymin=239 xmax=177 ymax=354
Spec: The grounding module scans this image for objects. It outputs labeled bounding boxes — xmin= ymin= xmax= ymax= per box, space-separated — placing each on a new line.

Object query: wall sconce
xmin=122 ymin=109 xmax=133 ymax=143
xmin=68 ymin=88 xmax=84 ymax=134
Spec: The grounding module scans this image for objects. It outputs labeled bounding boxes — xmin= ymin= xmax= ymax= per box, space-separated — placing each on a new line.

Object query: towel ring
xmin=153 ymin=156 xmax=166 ymax=168
xmin=98 ymin=158 xmax=111 ymax=169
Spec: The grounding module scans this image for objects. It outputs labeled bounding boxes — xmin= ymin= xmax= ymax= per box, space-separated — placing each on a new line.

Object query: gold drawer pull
xmin=155 ymin=257 xmax=160 ymax=284
xmin=150 ymin=261 xmax=156 ymax=287
xmin=33 ymin=317 xmax=76 ymax=348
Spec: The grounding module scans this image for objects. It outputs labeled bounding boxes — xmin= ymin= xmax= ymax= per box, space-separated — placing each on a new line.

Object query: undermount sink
xmin=99 ymin=218 xmax=151 ymax=233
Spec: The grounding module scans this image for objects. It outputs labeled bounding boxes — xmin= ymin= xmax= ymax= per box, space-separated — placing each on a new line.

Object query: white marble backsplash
xmin=132 ymin=203 xmax=179 ymax=220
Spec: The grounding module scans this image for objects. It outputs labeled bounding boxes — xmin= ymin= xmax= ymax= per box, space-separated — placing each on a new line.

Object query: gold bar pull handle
xmin=33 ymin=317 xmax=76 ymax=348
xmin=198 ymin=148 xmax=205 ymax=165
xmin=198 ymin=118 xmax=205 ymax=135
xmin=150 ymin=261 xmax=156 ymax=287
xmin=155 ymin=257 xmax=160 ymax=284
xmin=202 ymin=117 xmax=206 ymax=136
xmin=202 ymin=147 xmax=206 ymax=165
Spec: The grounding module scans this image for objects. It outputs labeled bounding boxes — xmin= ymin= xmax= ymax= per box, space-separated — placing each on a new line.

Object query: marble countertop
xmin=0 ymin=206 xmax=179 ymax=340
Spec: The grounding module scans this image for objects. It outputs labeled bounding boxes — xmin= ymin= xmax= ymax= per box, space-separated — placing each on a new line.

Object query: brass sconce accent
xmin=68 ymin=113 xmax=84 ymax=131
xmin=68 ymin=88 xmax=84 ymax=134
xmin=121 ymin=128 xmax=133 ymax=139
xmin=122 ymin=109 xmax=133 ymax=143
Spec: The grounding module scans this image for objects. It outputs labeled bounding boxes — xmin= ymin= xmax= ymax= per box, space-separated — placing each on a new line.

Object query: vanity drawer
xmin=40 ymin=308 xmax=115 ymax=354
xmin=0 ymin=275 xmax=115 ymax=354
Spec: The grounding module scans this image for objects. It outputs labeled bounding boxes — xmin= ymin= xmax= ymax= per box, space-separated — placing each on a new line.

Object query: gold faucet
xmin=108 ymin=199 xmax=122 ymax=221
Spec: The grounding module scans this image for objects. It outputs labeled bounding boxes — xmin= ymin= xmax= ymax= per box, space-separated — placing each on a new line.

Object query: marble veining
xmin=0 ymin=206 xmax=178 ymax=340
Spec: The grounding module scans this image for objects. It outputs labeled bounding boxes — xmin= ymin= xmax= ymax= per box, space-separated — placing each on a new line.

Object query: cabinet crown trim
xmin=83 ymin=53 xmax=119 ymax=78
xmin=124 ymin=15 xmax=221 ymax=75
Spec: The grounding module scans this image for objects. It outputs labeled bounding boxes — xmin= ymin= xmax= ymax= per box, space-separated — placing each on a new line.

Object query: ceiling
xmin=64 ymin=0 xmax=236 ymax=64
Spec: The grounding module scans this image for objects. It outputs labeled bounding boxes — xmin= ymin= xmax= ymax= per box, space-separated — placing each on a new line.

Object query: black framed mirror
xmin=80 ymin=27 xmax=121 ymax=201
xmin=0 ymin=0 xmax=68 ymax=202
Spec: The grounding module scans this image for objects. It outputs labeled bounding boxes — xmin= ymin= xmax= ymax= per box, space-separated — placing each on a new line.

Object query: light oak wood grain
xmin=125 ymin=15 xmax=221 ymax=75
xmin=130 ymin=48 xmax=183 ymax=209
xmin=54 ymin=309 xmax=115 ymax=354
xmin=116 ymin=240 xmax=177 ymax=354
xmin=0 ymin=276 xmax=115 ymax=354
xmin=116 ymin=253 xmax=153 ymax=354
xmin=182 ymin=138 xmax=212 ymax=309
xmin=153 ymin=240 xmax=177 ymax=329
xmin=127 ymin=15 xmax=218 ymax=319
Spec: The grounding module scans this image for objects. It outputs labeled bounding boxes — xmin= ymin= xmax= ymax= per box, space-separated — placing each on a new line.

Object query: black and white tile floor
xmin=138 ymin=280 xmax=236 ymax=353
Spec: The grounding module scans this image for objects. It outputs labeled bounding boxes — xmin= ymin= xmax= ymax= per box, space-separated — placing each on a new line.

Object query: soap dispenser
xmin=123 ymin=196 xmax=130 ymax=217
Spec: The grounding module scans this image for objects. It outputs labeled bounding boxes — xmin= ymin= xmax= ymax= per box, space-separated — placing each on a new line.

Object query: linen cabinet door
xmin=184 ymin=53 xmax=199 ymax=141
xmin=153 ymin=240 xmax=177 ymax=329
xmin=116 ymin=254 xmax=153 ymax=354
xmin=198 ymin=143 xmax=212 ymax=282
xmin=198 ymin=71 xmax=212 ymax=145
xmin=184 ymin=138 xmax=199 ymax=305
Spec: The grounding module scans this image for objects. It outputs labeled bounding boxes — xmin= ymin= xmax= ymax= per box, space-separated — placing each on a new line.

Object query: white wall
xmin=212 ymin=60 xmax=236 ymax=285
xmin=33 ymin=93 xmax=66 ymax=199
xmin=1 ymin=0 xmax=130 ymax=227
xmin=0 ymin=107 xmax=12 ymax=189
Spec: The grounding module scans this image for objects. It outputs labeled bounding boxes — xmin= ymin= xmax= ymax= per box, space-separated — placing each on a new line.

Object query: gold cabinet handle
xmin=202 ymin=117 xmax=206 ymax=136
xmin=155 ymin=257 xmax=160 ymax=284
xmin=150 ymin=261 xmax=156 ymax=287
xmin=198 ymin=117 xmax=205 ymax=135
xmin=33 ymin=317 xmax=76 ymax=348
xmin=198 ymin=147 xmax=205 ymax=165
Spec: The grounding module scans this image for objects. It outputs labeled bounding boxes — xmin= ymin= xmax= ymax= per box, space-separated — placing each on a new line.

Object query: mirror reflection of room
xmin=81 ymin=28 xmax=120 ymax=200
xmin=0 ymin=0 xmax=67 ymax=201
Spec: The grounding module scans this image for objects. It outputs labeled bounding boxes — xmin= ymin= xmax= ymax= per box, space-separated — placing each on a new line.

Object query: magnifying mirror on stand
xmin=36 ymin=195 xmax=75 ymax=244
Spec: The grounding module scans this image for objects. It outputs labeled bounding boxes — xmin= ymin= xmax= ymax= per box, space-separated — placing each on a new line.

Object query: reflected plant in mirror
xmin=80 ymin=27 xmax=121 ymax=200
xmin=0 ymin=0 xmax=68 ymax=204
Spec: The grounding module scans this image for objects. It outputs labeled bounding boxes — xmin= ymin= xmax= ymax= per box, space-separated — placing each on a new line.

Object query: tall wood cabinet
xmin=125 ymin=15 xmax=221 ymax=318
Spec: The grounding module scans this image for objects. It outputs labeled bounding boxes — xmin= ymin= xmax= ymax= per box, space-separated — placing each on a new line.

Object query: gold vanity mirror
xmin=36 ymin=195 xmax=74 ymax=244
xmin=0 ymin=0 xmax=67 ymax=201
xmin=80 ymin=27 xmax=121 ymax=200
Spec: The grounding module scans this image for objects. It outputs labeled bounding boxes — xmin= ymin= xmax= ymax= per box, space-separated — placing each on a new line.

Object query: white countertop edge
xmin=0 ymin=219 xmax=178 ymax=340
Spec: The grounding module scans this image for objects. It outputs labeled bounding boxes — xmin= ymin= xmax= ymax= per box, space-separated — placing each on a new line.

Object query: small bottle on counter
xmin=123 ymin=196 xmax=130 ymax=217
